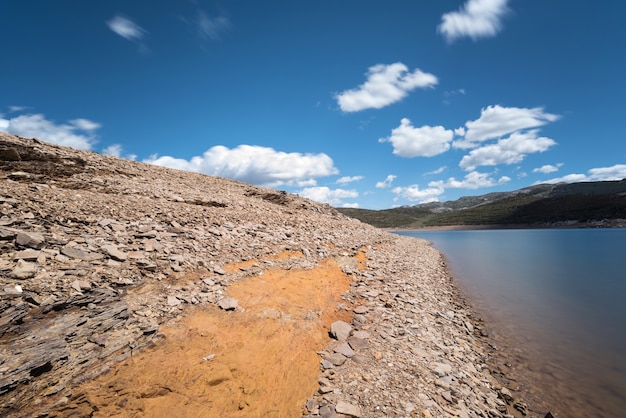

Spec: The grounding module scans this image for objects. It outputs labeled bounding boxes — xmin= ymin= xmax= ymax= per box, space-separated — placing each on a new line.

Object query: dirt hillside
xmin=0 ymin=133 xmax=544 ymax=417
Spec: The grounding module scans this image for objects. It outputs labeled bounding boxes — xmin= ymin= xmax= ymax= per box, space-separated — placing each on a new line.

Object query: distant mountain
xmin=337 ymin=180 xmax=626 ymax=229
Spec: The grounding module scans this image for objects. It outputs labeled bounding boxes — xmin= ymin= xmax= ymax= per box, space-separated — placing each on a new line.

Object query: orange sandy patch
xmin=70 ymin=258 xmax=352 ymax=418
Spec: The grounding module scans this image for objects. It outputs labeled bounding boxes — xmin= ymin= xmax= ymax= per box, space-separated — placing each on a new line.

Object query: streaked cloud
xmin=438 ymin=0 xmax=511 ymax=43
xmin=298 ymin=186 xmax=358 ymax=206
xmin=375 ymin=174 xmax=397 ymax=189
xmin=425 ymin=166 xmax=447 ymax=176
xmin=0 ymin=113 xmax=99 ymax=150
xmin=459 ymin=130 xmax=556 ymax=171
xmin=107 ymin=15 xmax=146 ymax=42
xmin=145 ymin=145 xmax=338 ymax=187
xmin=380 ymin=118 xmax=453 ymax=157
xmin=335 ymin=63 xmax=438 ymax=112
xmin=195 ymin=11 xmax=231 ymax=40
xmin=336 ymin=175 xmax=364 ymax=184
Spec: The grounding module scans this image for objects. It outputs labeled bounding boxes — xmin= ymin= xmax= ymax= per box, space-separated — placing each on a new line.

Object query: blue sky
xmin=2 ymin=0 xmax=625 ymax=209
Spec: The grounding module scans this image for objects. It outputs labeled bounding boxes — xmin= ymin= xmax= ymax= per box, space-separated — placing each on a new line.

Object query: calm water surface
xmin=397 ymin=228 xmax=626 ymax=418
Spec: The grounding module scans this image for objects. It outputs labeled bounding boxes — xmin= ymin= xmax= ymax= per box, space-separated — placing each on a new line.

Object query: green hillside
xmin=337 ymin=180 xmax=626 ymax=229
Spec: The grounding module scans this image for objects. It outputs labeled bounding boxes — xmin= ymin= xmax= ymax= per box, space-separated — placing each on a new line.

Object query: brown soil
xmin=66 ymin=256 xmax=353 ymax=418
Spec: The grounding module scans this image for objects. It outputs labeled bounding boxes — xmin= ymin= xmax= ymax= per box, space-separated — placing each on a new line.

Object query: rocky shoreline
xmin=1 ymin=133 xmax=548 ymax=417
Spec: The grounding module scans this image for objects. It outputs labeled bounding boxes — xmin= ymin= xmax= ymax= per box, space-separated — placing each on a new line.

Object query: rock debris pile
xmin=0 ymin=133 xmax=542 ymax=417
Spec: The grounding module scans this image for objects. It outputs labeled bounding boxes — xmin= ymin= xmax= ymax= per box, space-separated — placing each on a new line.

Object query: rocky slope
xmin=0 ymin=133 xmax=545 ymax=417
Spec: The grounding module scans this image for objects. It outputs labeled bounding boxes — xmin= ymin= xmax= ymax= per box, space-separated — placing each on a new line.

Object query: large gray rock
xmin=330 ymin=320 xmax=352 ymax=341
xmin=15 ymin=231 xmax=45 ymax=249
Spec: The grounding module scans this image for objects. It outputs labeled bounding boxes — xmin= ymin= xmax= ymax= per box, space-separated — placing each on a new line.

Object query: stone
xmin=432 ymin=362 xmax=453 ymax=377
xmin=325 ymin=352 xmax=347 ymax=366
xmin=319 ymin=405 xmax=338 ymax=418
xmin=217 ymin=297 xmax=238 ymax=311
xmin=330 ymin=320 xmax=352 ymax=341
xmin=14 ymin=249 xmax=41 ymax=261
xmin=101 ymin=244 xmax=128 ymax=261
xmin=335 ymin=401 xmax=362 ymax=417
xmin=61 ymin=246 xmax=104 ymax=261
xmin=0 ymin=228 xmax=16 ymax=240
xmin=347 ymin=337 xmax=369 ymax=351
xmin=353 ymin=305 xmax=368 ymax=314
xmin=334 ymin=342 xmax=355 ymax=358
xmin=15 ymin=231 xmax=45 ymax=249
xmin=71 ymin=280 xmax=92 ymax=292
xmin=167 ymin=296 xmax=181 ymax=306
xmin=10 ymin=259 xmax=37 ymax=279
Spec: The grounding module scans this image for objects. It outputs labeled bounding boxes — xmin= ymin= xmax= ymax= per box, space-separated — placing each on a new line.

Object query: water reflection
xmin=397 ymin=229 xmax=626 ymax=418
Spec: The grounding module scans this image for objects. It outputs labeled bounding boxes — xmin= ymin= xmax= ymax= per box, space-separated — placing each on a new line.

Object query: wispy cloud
xmin=145 ymin=145 xmax=338 ymax=188
xmin=8 ymin=105 xmax=29 ymax=113
xmin=195 ymin=11 xmax=231 ymax=40
xmin=438 ymin=0 xmax=511 ymax=43
xmin=107 ymin=15 xmax=146 ymax=42
xmin=375 ymin=174 xmax=397 ymax=189
xmin=335 ymin=63 xmax=437 ymax=112
xmin=379 ymin=118 xmax=453 ymax=158
xmin=533 ymin=163 xmax=563 ymax=174
xmin=336 ymin=176 xmax=364 ymax=184
xmin=425 ymin=166 xmax=447 ymax=176
xmin=0 ymin=113 xmax=100 ymax=150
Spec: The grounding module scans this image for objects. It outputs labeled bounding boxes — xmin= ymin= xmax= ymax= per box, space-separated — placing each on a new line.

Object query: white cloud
xmin=8 ymin=105 xmax=29 ymax=113
xmin=336 ymin=175 xmax=364 ymax=184
xmin=297 ymin=179 xmax=317 ymax=187
xmin=375 ymin=174 xmax=397 ymax=189
xmin=454 ymin=105 xmax=560 ymax=149
xmin=425 ymin=166 xmax=447 ymax=175
xmin=70 ymin=118 xmax=101 ymax=132
xmin=392 ymin=185 xmax=444 ymax=203
xmin=429 ymin=171 xmax=511 ymax=190
xmin=588 ymin=164 xmax=626 ymax=181
xmin=102 ymin=144 xmax=123 ymax=157
xmin=341 ymin=202 xmax=360 ymax=209
xmin=438 ymin=0 xmax=511 ymax=42
xmin=335 ymin=63 xmax=438 ymax=112
xmin=298 ymin=186 xmax=358 ymax=206
xmin=107 ymin=15 xmax=146 ymax=41
xmin=145 ymin=145 xmax=338 ymax=187
xmin=379 ymin=118 xmax=453 ymax=158
xmin=533 ymin=163 xmax=563 ymax=174
xmin=539 ymin=173 xmax=588 ymax=184
xmin=459 ymin=130 xmax=556 ymax=171
xmin=0 ymin=113 xmax=99 ymax=150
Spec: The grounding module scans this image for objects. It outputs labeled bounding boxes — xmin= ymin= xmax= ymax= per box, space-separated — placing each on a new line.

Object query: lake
xmin=396 ymin=228 xmax=626 ymax=418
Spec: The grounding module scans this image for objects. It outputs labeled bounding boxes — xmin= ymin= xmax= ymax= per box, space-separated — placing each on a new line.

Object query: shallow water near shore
xmin=397 ymin=228 xmax=626 ymax=418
